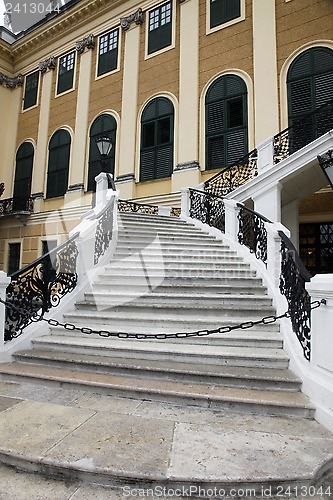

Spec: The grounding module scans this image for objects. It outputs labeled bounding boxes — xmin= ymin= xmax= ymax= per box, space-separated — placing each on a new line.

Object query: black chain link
xmin=0 ymin=296 xmax=326 ymax=341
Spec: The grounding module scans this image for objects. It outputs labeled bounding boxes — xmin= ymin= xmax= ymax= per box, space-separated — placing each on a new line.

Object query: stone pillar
xmin=172 ymin=0 xmax=200 ymax=192
xmin=282 ymin=199 xmax=300 ymax=250
xmin=117 ymin=11 xmax=142 ymax=199
xmin=32 ymin=58 xmax=55 ymax=210
xmin=66 ymin=35 xmax=95 ymax=206
xmin=0 ymin=79 xmax=22 ymax=197
xmin=257 ymin=136 xmax=275 ymax=174
xmin=252 ymin=0 xmax=279 ymax=144
xmin=252 ymin=182 xmax=282 ymax=223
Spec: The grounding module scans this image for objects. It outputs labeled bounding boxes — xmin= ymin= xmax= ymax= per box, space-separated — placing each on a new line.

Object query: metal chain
xmin=0 ymin=296 xmax=326 ymax=341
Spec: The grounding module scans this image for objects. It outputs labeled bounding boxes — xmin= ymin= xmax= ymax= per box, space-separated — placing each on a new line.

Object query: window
xmin=97 ymin=28 xmax=119 ymax=77
xmin=8 ymin=243 xmax=21 ymax=276
xmin=42 ymin=240 xmax=58 ymax=255
xmin=13 ymin=142 xmax=34 ymax=211
xmin=140 ymin=97 xmax=174 ymax=181
xmin=210 ymin=0 xmax=241 ymax=30
xmin=46 ymin=130 xmax=71 ymax=198
xmin=88 ymin=114 xmax=117 ymax=192
xmin=148 ymin=1 xmax=172 ymax=55
xmin=23 ymin=71 xmax=39 ymax=109
xmin=287 ymin=47 xmax=333 ymax=152
xmin=57 ymin=51 xmax=75 ymax=95
xmin=299 ymin=223 xmax=333 ymax=275
xmin=205 ymin=74 xmax=248 ymax=170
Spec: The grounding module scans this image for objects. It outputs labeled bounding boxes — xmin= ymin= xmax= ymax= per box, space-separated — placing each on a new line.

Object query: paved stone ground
xmin=0 ymin=380 xmax=332 ymax=499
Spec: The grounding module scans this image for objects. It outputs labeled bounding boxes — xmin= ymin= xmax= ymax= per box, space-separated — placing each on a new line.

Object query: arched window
xmin=46 ymin=130 xmax=71 ymax=199
xmin=13 ymin=142 xmax=34 ymax=210
xmin=140 ymin=97 xmax=174 ymax=182
xmin=205 ymin=74 xmax=248 ymax=170
xmin=88 ymin=114 xmax=117 ymax=192
xmin=287 ymin=47 xmax=333 ymax=151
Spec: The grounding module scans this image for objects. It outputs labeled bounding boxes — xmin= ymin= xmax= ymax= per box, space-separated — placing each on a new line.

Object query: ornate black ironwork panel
xmin=274 ymin=99 xmax=333 ymax=164
xmin=237 ymin=205 xmax=268 ymax=265
xmin=204 ymin=148 xmax=258 ymax=197
xmin=0 ymin=196 xmax=34 ymax=216
xmin=170 ymin=207 xmax=181 ymax=217
xmin=189 ymin=189 xmax=225 ymax=233
xmin=94 ymin=202 xmax=114 ymax=265
xmin=5 ymin=235 xmax=79 ymax=341
xmin=118 ymin=199 xmax=159 ymax=215
xmin=279 ymin=231 xmax=312 ymax=360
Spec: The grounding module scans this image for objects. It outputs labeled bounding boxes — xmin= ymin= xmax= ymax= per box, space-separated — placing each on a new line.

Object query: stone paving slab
xmin=0 ymin=381 xmax=332 ymax=498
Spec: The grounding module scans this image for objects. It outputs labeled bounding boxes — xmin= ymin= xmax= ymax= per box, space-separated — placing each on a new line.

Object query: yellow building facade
xmin=0 ymin=0 xmax=332 ymax=273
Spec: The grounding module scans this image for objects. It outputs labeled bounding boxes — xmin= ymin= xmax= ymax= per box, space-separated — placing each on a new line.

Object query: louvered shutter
xmin=140 ymin=150 xmax=155 ymax=181
xmin=46 ymin=131 xmax=70 ymax=198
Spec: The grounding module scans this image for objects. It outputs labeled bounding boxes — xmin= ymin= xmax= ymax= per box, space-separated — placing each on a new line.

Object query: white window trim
xmin=144 ymin=0 xmax=176 ymax=61
xmin=22 ymin=70 xmax=40 ymax=113
xmin=55 ymin=50 xmax=77 ymax=98
xmin=95 ymin=26 xmax=122 ymax=81
xmin=206 ymin=0 xmax=245 ymax=36
xmin=5 ymin=239 xmax=22 ymax=276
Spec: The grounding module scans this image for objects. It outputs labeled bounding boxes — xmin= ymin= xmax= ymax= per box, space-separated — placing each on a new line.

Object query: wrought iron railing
xmin=279 ymin=231 xmax=312 ymax=360
xmin=5 ymin=233 xmax=79 ymax=341
xmin=94 ymin=199 xmax=115 ymax=265
xmin=237 ymin=205 xmax=270 ymax=266
xmin=273 ymin=99 xmax=333 ymax=164
xmin=189 ymin=188 xmax=225 ymax=232
xmin=204 ymin=148 xmax=258 ymax=197
xmin=118 ymin=199 xmax=159 ymax=215
xmin=0 ymin=196 xmax=34 ymax=216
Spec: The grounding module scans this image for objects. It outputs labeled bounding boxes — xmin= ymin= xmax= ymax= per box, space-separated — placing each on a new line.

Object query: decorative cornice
xmin=115 ymin=173 xmax=135 ymax=183
xmin=174 ymin=160 xmax=200 ymax=171
xmin=67 ymin=183 xmax=84 ymax=192
xmin=120 ymin=8 xmax=144 ymax=31
xmin=39 ymin=56 xmax=56 ymax=74
xmin=75 ymin=33 xmax=95 ymax=54
xmin=0 ymin=72 xmax=23 ymax=88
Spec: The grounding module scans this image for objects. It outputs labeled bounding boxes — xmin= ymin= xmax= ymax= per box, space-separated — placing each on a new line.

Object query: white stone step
xmin=83 ymin=291 xmax=272 ymax=307
xmin=37 ymin=335 xmax=287 ymax=368
xmin=12 ymin=347 xmax=300 ymax=391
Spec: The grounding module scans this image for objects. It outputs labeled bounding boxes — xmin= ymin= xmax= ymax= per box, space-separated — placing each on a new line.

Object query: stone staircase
xmin=0 ymin=212 xmax=315 ymax=419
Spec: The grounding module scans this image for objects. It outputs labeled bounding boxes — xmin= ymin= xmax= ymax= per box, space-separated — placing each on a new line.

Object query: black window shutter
xmin=46 ymin=131 xmax=71 ymax=198
xmin=140 ymin=150 xmax=155 ymax=181
xmin=23 ymin=71 xmax=39 ymax=109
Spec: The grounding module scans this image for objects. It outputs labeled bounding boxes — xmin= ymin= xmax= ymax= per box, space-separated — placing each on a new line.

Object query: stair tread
xmin=14 ymin=348 xmax=300 ymax=382
xmin=33 ymin=336 xmax=288 ymax=359
xmin=0 ymin=362 xmax=313 ymax=408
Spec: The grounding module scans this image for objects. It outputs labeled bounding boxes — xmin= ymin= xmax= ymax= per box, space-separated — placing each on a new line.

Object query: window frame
xmin=23 ymin=70 xmax=40 ymax=111
xmin=7 ymin=241 xmax=22 ymax=276
xmin=96 ymin=26 xmax=121 ymax=79
xmin=205 ymin=74 xmax=248 ymax=171
xmin=145 ymin=0 xmax=175 ymax=60
xmin=206 ymin=0 xmax=245 ymax=35
xmin=139 ymin=97 xmax=174 ymax=182
xmin=46 ymin=129 xmax=71 ymax=199
xmin=56 ymin=50 xmax=76 ymax=96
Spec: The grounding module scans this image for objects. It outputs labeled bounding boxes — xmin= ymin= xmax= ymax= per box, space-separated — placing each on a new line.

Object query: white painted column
xmin=172 ymin=0 xmax=200 ymax=191
xmin=0 ymin=271 xmax=10 ymax=347
xmin=252 ymin=0 xmax=279 ymax=144
xmin=252 ymin=182 xmax=282 ymax=223
xmin=68 ymin=47 xmax=93 ymax=201
xmin=33 ymin=68 xmax=53 ymax=206
xmin=282 ymin=199 xmax=300 ymax=250
xmin=117 ymin=23 xmax=140 ymax=199
xmin=0 ymin=85 xmax=21 ymax=196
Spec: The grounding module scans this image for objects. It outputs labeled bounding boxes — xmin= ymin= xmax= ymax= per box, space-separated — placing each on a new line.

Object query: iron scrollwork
xmin=5 ymin=234 xmax=79 ymax=341
xmin=279 ymin=231 xmax=312 ymax=360
xmin=237 ymin=205 xmax=268 ymax=265
xmin=273 ymin=99 xmax=333 ymax=164
xmin=0 ymin=196 xmax=34 ymax=216
xmin=189 ymin=189 xmax=225 ymax=233
xmin=94 ymin=202 xmax=114 ymax=265
xmin=204 ymin=148 xmax=258 ymax=198
xmin=118 ymin=199 xmax=159 ymax=215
